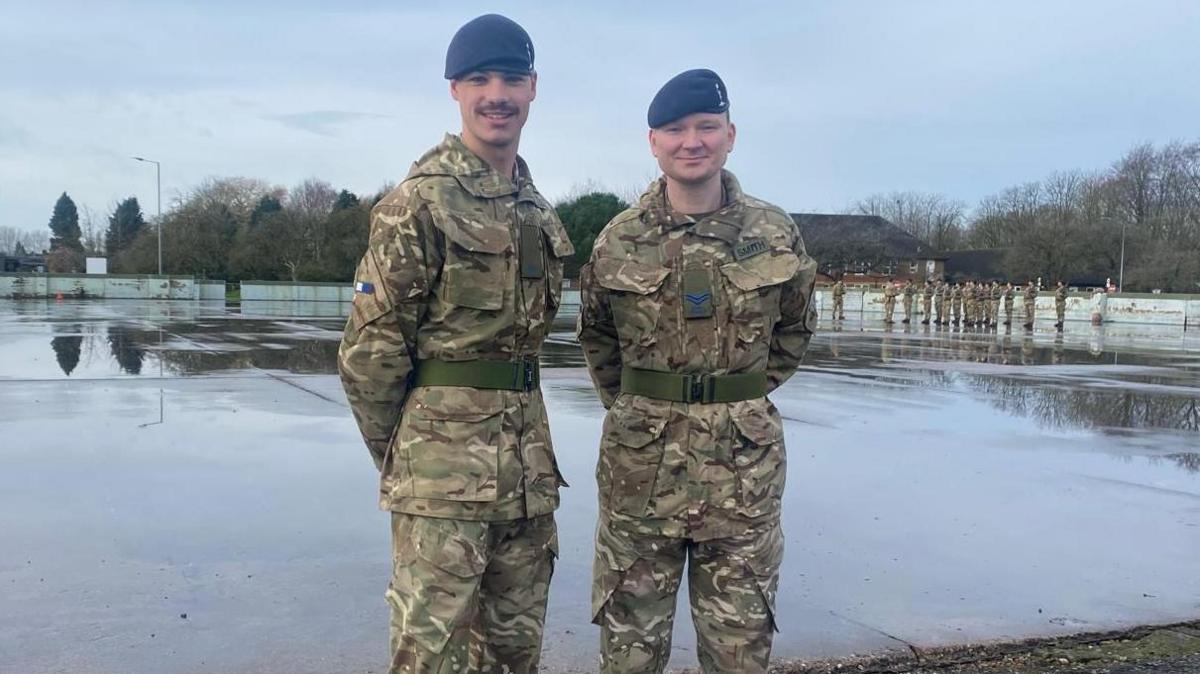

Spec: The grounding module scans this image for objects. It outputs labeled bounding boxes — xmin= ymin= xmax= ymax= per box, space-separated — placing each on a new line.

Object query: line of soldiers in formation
xmin=830 ymin=278 xmax=1070 ymax=331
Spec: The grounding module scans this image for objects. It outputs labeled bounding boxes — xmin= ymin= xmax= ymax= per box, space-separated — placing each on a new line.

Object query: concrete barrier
xmin=240 ymin=281 xmax=353 ymax=302
xmin=1 ymin=273 xmax=218 ymax=300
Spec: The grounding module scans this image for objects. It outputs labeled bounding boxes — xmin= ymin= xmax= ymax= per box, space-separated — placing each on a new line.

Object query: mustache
xmin=476 ymin=104 xmax=517 ymax=115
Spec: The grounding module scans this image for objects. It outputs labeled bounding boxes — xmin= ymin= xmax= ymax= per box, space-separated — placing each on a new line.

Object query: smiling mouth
xmin=480 ymin=111 xmax=515 ymax=121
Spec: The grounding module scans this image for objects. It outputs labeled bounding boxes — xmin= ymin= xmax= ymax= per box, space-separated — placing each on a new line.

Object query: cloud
xmin=263 ymin=110 xmax=392 ymax=137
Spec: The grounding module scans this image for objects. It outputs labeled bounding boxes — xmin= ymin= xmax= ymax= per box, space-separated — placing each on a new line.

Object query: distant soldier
xmin=883 ymin=278 xmax=898 ymax=324
xmin=1003 ymin=282 xmax=1015 ymax=326
xmin=1054 ymin=280 xmax=1067 ymax=330
xmin=951 ymin=282 xmax=963 ymax=325
xmin=902 ymin=279 xmax=915 ymax=324
xmin=988 ymin=280 xmax=998 ymax=326
xmin=964 ymin=281 xmax=977 ymax=327
xmin=934 ymin=281 xmax=947 ymax=325
xmin=921 ymin=280 xmax=934 ymax=325
xmin=831 ymin=278 xmax=846 ymax=320
xmin=1023 ymin=280 xmax=1038 ymax=329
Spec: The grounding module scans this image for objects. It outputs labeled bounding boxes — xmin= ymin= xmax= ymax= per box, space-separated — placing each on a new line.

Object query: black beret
xmin=647 ymin=69 xmax=729 ymax=128
xmin=444 ymin=14 xmax=535 ymax=80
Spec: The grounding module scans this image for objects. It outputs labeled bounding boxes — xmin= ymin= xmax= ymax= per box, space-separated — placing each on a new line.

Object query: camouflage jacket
xmin=831 ymin=281 xmax=845 ymax=297
xmin=952 ymin=286 xmax=963 ymax=300
xmin=577 ymin=171 xmax=817 ymax=540
xmin=903 ymin=284 xmax=916 ymax=299
xmin=884 ymin=284 xmax=899 ymax=299
xmin=1055 ymin=286 xmax=1068 ymax=304
xmin=1024 ymin=285 xmax=1038 ymax=302
xmin=923 ymin=283 xmax=934 ymax=299
xmin=338 ymin=134 xmax=574 ymax=521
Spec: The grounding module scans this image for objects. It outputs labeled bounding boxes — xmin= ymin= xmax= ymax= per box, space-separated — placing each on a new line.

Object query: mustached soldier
xmin=338 ymin=14 xmax=572 ymax=673
xmin=577 ymin=69 xmax=817 ymax=673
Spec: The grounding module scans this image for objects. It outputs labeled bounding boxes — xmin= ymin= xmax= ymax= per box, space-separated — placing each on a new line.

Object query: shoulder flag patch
xmin=733 ymin=238 xmax=768 ymax=261
xmin=354 ymin=281 xmax=375 ymax=294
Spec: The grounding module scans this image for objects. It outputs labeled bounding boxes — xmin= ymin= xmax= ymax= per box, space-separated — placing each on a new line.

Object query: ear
xmin=449 ymin=79 xmax=461 ymax=102
xmin=647 ymin=128 xmax=658 ymax=157
xmin=529 ymin=71 xmax=538 ymax=101
xmin=727 ymin=121 xmax=737 ymax=151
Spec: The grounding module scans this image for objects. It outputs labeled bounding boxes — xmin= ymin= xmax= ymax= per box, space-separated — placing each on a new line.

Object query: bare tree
xmin=848 ymin=191 xmax=966 ymax=251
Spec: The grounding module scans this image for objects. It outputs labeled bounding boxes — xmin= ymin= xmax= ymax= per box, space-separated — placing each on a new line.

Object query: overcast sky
xmin=2 ymin=0 xmax=1198 ymax=232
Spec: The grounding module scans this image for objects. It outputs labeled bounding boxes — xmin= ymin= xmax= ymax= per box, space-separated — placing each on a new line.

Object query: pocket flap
xmin=730 ymin=399 xmax=783 ymax=446
xmin=407 ymin=390 xmax=505 ymax=422
xmin=720 ymin=250 xmax=800 ymax=291
xmin=412 ymin=521 xmax=488 ymax=579
xmin=542 ymin=221 xmax=576 ymax=258
xmin=605 ymin=397 xmax=670 ymax=449
xmin=429 ymin=205 xmax=511 ymax=254
xmin=593 ymin=257 xmax=670 ymax=294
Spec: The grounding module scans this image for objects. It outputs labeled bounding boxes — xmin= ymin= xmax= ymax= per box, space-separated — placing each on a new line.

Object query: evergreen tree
xmin=48 ymin=192 xmax=82 ymax=251
xmin=555 ymin=192 xmax=629 ymax=277
xmin=249 ymin=195 xmax=283 ymax=229
xmin=105 ymin=197 xmax=146 ymax=257
xmin=332 ymin=189 xmax=360 ymax=212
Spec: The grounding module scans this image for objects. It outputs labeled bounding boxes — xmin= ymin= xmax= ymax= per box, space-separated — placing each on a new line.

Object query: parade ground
xmin=1 ymin=300 xmax=1197 ymax=673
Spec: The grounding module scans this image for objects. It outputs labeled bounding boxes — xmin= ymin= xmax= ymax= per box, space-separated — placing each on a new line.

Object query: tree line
xmin=843 ymin=140 xmax=1200 ymax=291
xmin=9 ymin=139 xmax=1198 ymax=291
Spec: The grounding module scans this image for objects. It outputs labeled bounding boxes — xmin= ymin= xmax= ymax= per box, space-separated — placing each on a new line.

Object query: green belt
xmin=413 ymin=358 xmax=540 ymax=392
xmin=620 ymin=367 xmax=767 ymax=404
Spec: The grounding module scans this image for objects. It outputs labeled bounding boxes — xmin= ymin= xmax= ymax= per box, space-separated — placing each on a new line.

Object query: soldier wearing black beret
xmin=339 ymin=13 xmax=572 ymax=674
xmin=579 ymin=68 xmax=818 ymax=673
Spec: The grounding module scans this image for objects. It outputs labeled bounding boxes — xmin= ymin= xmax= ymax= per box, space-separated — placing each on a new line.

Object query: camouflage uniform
xmin=883 ymin=282 xmax=898 ymax=323
xmin=1055 ymin=284 xmax=1068 ymax=327
xmin=1003 ymin=285 xmax=1015 ymax=325
xmin=1023 ymin=283 xmax=1038 ymax=329
xmin=901 ymin=280 xmax=915 ymax=323
xmin=921 ymin=282 xmax=934 ymax=324
xmin=338 ymin=134 xmax=572 ymax=674
xmin=577 ymin=171 xmax=817 ymax=674
xmin=990 ymin=282 xmax=1002 ymax=325
xmin=938 ymin=282 xmax=951 ymax=325
xmin=831 ymin=279 xmax=845 ymax=319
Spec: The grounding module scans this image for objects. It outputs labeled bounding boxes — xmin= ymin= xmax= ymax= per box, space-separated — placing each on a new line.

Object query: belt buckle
xmin=521 ymin=359 xmax=538 ymax=391
xmin=685 ymin=374 xmax=713 ymax=404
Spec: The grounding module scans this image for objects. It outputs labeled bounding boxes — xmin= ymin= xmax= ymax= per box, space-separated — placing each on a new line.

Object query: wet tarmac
xmin=1 ymin=300 xmax=1198 ymax=673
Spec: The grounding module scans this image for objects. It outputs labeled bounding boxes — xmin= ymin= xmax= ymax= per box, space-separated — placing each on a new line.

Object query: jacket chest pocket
xmin=430 ymin=206 xmax=511 ymax=311
xmin=593 ymin=257 xmax=671 ymax=348
xmin=719 ymin=250 xmax=800 ymax=344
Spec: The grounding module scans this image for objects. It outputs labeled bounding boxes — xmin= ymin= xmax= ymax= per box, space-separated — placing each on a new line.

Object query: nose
xmin=680 ymin=128 xmax=704 ymax=149
xmin=481 ymin=74 xmax=510 ymax=104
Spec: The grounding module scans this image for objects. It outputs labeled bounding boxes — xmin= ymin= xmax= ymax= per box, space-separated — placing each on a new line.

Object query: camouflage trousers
xmin=922 ymin=297 xmax=932 ymax=321
xmin=1024 ymin=301 xmax=1036 ymax=326
xmin=832 ymin=295 xmax=844 ymax=319
xmin=952 ymin=300 xmax=962 ymax=323
xmin=883 ymin=297 xmax=896 ymax=322
xmin=387 ymin=512 xmax=557 ymax=674
xmin=592 ymin=515 xmax=782 ymax=674
xmin=902 ymin=297 xmax=913 ymax=321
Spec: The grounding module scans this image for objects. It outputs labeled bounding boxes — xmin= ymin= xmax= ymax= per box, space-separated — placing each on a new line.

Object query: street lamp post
xmin=132 ymin=156 xmax=162 ymax=276
xmin=1117 ymin=219 xmax=1126 ymax=293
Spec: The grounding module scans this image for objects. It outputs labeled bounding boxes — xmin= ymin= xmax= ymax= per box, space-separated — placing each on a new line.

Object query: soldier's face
xmin=451 ymin=70 xmax=537 ymax=151
xmin=648 ymin=112 xmax=735 ymax=186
